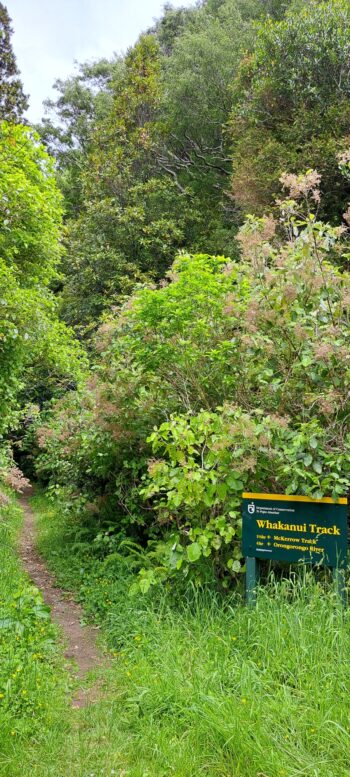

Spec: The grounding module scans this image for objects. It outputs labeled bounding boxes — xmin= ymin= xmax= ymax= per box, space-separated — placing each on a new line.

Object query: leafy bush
xmin=34 ymin=171 xmax=350 ymax=588
xmin=0 ymin=122 xmax=62 ymax=284
xmin=0 ymin=122 xmax=86 ymax=458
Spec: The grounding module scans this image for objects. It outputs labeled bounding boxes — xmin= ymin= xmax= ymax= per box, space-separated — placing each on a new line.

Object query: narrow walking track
xmin=18 ymin=487 xmax=104 ymax=707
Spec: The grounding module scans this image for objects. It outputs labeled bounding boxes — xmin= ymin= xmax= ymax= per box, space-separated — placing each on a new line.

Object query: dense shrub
xmin=34 ymin=172 xmax=350 ymax=589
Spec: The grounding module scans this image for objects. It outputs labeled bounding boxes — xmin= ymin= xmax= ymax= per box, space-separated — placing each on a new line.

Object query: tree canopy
xmin=0 ymin=4 xmax=28 ymax=121
xmin=0 ymin=122 xmax=85 ymax=439
xmin=231 ymin=0 xmax=350 ymax=219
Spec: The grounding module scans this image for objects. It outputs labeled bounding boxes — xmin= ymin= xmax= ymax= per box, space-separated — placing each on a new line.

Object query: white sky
xmin=8 ymin=0 xmax=197 ymax=123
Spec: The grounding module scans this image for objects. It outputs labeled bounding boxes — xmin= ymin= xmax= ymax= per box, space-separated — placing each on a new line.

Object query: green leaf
xmin=139 ymin=577 xmax=152 ymax=594
xmin=217 ymin=482 xmax=227 ymax=501
xmin=227 ymin=475 xmax=244 ymax=491
xmin=303 ymin=453 xmax=313 ymax=466
xmin=187 ymin=542 xmax=202 ymax=563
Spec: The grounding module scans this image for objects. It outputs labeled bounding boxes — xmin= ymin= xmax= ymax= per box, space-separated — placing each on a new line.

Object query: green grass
xmin=3 ymin=490 xmax=350 ymax=776
xmin=0 ymin=491 xmax=71 ymax=776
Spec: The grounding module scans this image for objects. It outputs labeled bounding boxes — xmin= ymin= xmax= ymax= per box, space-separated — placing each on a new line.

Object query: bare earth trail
xmin=18 ymin=487 xmax=104 ymax=707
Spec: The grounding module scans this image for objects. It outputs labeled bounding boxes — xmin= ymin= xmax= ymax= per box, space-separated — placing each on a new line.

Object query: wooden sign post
xmin=242 ymin=492 xmax=348 ymax=606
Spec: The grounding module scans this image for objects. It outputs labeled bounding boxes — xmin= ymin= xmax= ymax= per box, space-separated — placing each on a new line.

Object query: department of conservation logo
xmin=248 ymin=502 xmax=256 ymax=515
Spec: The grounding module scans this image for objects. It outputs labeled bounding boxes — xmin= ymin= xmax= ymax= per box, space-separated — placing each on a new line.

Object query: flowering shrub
xmin=1 ymin=466 xmax=30 ymax=493
xmin=34 ymin=172 xmax=350 ymax=587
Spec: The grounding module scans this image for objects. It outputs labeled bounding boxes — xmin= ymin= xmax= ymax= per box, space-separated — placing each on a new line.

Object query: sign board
xmin=242 ymin=492 xmax=348 ymax=568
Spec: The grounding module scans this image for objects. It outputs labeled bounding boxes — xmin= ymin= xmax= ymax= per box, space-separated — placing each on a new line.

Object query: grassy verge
xmin=29 ymin=490 xmax=350 ymax=777
xmin=0 ymin=491 xmax=71 ymax=777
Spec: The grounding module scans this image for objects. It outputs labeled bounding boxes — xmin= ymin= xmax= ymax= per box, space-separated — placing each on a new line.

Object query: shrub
xmin=34 ymin=171 xmax=350 ymax=588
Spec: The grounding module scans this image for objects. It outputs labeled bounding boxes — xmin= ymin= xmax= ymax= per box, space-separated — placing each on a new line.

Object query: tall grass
xmin=0 ymin=492 xmax=348 ymax=775
xmin=27 ymin=491 xmax=350 ymax=777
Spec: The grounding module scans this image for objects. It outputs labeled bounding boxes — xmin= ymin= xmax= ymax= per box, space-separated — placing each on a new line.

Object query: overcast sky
xmin=8 ymin=0 xmax=197 ymax=123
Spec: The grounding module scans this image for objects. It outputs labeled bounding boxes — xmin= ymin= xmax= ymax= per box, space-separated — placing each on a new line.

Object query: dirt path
xmin=18 ymin=488 xmax=104 ymax=707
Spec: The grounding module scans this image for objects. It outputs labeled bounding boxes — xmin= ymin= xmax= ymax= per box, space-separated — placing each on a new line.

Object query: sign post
xmin=242 ymin=492 xmax=348 ymax=606
xmin=246 ymin=556 xmax=259 ymax=607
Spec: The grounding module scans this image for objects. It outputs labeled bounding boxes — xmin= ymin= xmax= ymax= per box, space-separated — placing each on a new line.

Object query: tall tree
xmin=37 ymin=0 xmax=301 ymax=340
xmin=0 ymin=3 xmax=28 ymax=121
xmin=0 ymin=122 xmax=85 ymax=437
xmin=230 ymin=0 xmax=350 ymax=220
xmin=59 ymin=37 xmax=199 ymax=335
xmin=38 ymin=58 xmax=124 ymax=217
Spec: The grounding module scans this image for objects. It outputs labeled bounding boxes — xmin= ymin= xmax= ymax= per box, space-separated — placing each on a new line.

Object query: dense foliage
xmin=0 ymin=122 xmax=85 ymax=473
xmin=34 ymin=0 xmax=350 ymax=343
xmin=2 ymin=3 xmax=350 ymax=774
xmin=34 ymin=175 xmax=350 ymax=589
xmin=1 ymin=0 xmax=350 ymax=592
xmin=38 ymin=0 xmax=297 ymax=337
xmin=231 ymin=0 xmax=350 ymax=219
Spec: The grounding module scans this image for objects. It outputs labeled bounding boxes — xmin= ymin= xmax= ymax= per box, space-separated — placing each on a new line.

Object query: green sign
xmin=242 ymin=492 xmax=348 ymax=568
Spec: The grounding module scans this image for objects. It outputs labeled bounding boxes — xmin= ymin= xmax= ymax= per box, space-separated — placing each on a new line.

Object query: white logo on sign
xmin=248 ymin=503 xmax=255 ymax=514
